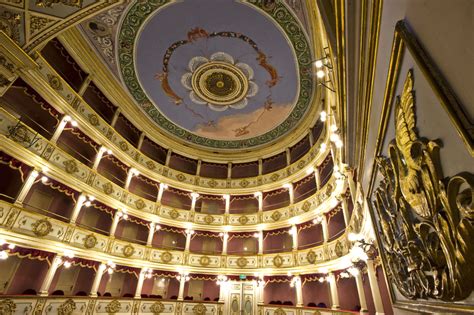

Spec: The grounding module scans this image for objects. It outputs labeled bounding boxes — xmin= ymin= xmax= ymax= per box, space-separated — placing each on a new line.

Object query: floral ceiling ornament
xmin=181 ymin=52 xmax=258 ymax=112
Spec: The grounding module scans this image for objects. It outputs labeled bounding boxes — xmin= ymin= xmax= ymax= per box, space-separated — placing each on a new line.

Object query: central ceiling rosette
xmin=181 ymin=52 xmax=258 ymax=111
xmin=118 ymin=0 xmax=313 ymax=149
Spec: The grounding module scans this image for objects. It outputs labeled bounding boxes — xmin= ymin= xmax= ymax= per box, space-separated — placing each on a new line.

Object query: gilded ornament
xmin=0 ymin=299 xmax=16 ymax=315
xmin=47 ymin=74 xmax=63 ymax=90
xmin=302 ymin=201 xmax=311 ymax=212
xmin=176 ymin=173 xmax=186 ymax=182
xmin=123 ymin=244 xmax=135 ymax=257
xmin=35 ymin=0 xmax=82 ymax=8
xmin=273 ymin=255 xmax=284 ymax=267
xmin=334 ymin=240 xmax=343 ymax=257
xmin=270 ymin=173 xmax=280 ymax=181
xmin=57 ymin=299 xmax=76 ymax=315
xmin=238 ymin=215 xmax=248 ymax=225
xmin=102 ymin=182 xmax=114 ymax=195
xmin=297 ymin=160 xmax=306 ymax=169
xmin=372 ymin=70 xmax=474 ymax=301
xmin=135 ymin=199 xmax=146 ymax=210
xmin=271 ymin=211 xmax=281 ymax=221
xmin=150 ymin=301 xmax=165 ymax=314
xmin=239 ymin=179 xmax=249 ymax=187
xmin=192 ymin=303 xmax=206 ymax=315
xmin=63 ymin=159 xmax=78 ymax=174
xmin=199 ymin=255 xmax=210 ymax=266
xmin=161 ymin=251 xmax=172 ymax=263
xmin=306 ymin=250 xmax=316 ymax=264
xmin=32 ymin=218 xmax=52 ymax=237
xmin=313 ymin=311 xmax=321 ymax=315
xmin=169 ymin=209 xmax=179 ymax=219
xmin=208 ymin=179 xmax=218 ymax=188
xmin=236 ymin=257 xmax=248 ymax=268
xmin=88 ymin=114 xmax=100 ymax=126
xmin=274 ymin=308 xmax=286 ymax=315
xmin=146 ymin=161 xmax=156 ymax=170
xmin=204 ymin=214 xmax=214 ymax=224
xmin=119 ymin=141 xmax=128 ymax=151
xmin=105 ymin=300 xmax=121 ymax=314
xmin=84 ymin=234 xmax=97 ymax=249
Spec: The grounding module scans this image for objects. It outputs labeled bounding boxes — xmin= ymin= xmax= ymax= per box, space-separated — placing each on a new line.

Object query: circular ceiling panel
xmin=118 ymin=0 xmax=313 ymax=150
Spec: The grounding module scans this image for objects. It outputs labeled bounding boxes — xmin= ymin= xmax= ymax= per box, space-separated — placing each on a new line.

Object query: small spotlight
xmin=316 ymin=70 xmax=325 ymax=78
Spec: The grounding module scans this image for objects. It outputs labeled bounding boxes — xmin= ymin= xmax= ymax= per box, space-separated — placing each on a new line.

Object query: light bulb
xmin=84 ymin=201 xmax=91 ymax=207
xmin=306 ymin=166 xmax=315 ymax=175
xmin=88 ymin=196 xmax=95 ymax=201
xmin=64 ymin=115 xmax=71 ymax=122
xmin=315 ymin=60 xmax=324 ymax=68
xmin=330 ymin=125 xmax=338 ymax=132
xmin=42 ymin=166 xmax=49 ymax=173
xmin=320 ymin=143 xmax=327 ymax=151
xmin=107 ymin=149 xmax=112 ymax=155
xmin=64 ymin=261 xmax=71 ymax=268
xmin=31 ymin=170 xmax=39 ymax=178
xmin=107 ymin=268 xmax=113 ymax=275
xmin=0 ymin=251 xmax=8 ymax=260
xmin=123 ymin=214 xmax=129 ymax=220
xmin=7 ymin=244 xmax=15 ymax=250
xmin=41 ymin=176 xmax=48 ymax=183
xmin=335 ymin=140 xmax=343 ymax=148
xmin=316 ymin=70 xmax=325 ymax=78
xmin=253 ymin=192 xmax=262 ymax=197
xmin=71 ymin=120 xmax=78 ymax=127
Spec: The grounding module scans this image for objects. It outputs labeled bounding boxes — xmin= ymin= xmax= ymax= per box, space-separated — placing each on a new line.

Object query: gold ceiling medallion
xmin=122 ymin=244 xmax=135 ymax=257
xmin=0 ymin=299 xmax=16 ymax=315
xmin=161 ymin=251 xmax=172 ymax=263
xmin=150 ymin=301 xmax=165 ymax=314
xmin=32 ymin=218 xmax=52 ymax=237
xmin=306 ymin=250 xmax=316 ymax=264
xmin=236 ymin=257 xmax=248 ymax=268
xmin=373 ymin=70 xmax=474 ymax=301
xmin=273 ymin=255 xmax=284 ymax=268
xmin=57 ymin=299 xmax=76 ymax=315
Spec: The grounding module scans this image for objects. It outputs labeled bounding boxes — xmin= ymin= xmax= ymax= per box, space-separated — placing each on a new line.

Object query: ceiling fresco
xmin=82 ymin=0 xmax=314 ymax=149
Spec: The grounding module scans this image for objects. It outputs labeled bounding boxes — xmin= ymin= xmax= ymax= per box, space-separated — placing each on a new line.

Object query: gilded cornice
xmin=0 ymin=199 xmax=351 ymax=275
xmin=0 ymin=107 xmax=344 ymax=231
xmin=15 ymin=53 xmax=332 ymax=194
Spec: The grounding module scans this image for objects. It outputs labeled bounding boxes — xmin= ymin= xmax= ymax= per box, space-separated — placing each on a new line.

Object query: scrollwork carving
xmin=372 ymin=70 xmax=474 ymax=301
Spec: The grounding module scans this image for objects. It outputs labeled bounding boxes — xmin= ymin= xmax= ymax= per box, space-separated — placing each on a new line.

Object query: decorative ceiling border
xmin=117 ymin=0 xmax=313 ymax=149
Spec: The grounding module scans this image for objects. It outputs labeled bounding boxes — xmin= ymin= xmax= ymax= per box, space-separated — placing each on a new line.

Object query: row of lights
xmin=63 ymin=115 xmax=78 ymax=127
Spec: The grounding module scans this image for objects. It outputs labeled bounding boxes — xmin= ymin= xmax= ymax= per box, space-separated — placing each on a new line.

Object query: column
xmin=135 ymin=268 xmax=147 ymax=298
xmin=285 ymin=148 xmax=291 ymax=165
xmin=110 ymin=211 xmax=121 ymax=237
xmin=165 ymin=150 xmax=172 ymax=166
xmin=257 ymin=281 xmax=265 ymax=305
xmin=257 ymin=231 xmax=263 ymax=255
xmin=70 ymin=193 xmax=86 ymax=223
xmin=93 ymin=147 xmax=106 ymax=170
xmin=342 ymin=198 xmax=350 ymax=227
xmin=89 ymin=263 xmax=107 ymax=297
xmin=284 ymin=183 xmax=294 ymax=204
xmin=295 ymin=276 xmax=303 ymax=307
xmin=291 ymin=225 xmax=298 ymax=250
xmin=185 ymin=229 xmax=193 ymax=252
xmin=157 ymin=183 xmax=167 ymax=203
xmin=224 ymin=195 xmax=230 ymax=214
xmin=367 ymin=260 xmax=385 ymax=315
xmin=177 ymin=275 xmax=186 ymax=301
xmin=147 ymin=223 xmax=156 ymax=246
xmin=258 ymin=158 xmax=263 ymax=176
xmin=255 ymin=192 xmax=263 ymax=211
xmin=328 ymin=273 xmax=340 ymax=309
xmin=314 ymin=168 xmax=321 ymax=189
xmin=196 ymin=160 xmax=202 ymax=176
xmin=352 ymin=270 xmax=368 ymax=313
xmin=227 ymin=162 xmax=232 ymax=179
xmin=50 ymin=115 xmax=70 ymax=143
xmin=190 ymin=193 xmax=199 ymax=212
xmin=14 ymin=169 xmax=39 ymax=205
xmin=322 ymin=215 xmax=329 ymax=242
xmin=218 ymin=281 xmax=227 ymax=303
xmin=125 ymin=168 xmax=138 ymax=190
xmin=78 ymin=74 xmax=92 ymax=96
xmin=308 ymin=128 xmax=314 ymax=147
xmin=111 ymin=108 xmax=121 ymax=127
xmin=222 ymin=232 xmax=228 ymax=255
xmin=38 ymin=255 xmax=63 ymax=296
xmin=137 ymin=132 xmax=146 ymax=150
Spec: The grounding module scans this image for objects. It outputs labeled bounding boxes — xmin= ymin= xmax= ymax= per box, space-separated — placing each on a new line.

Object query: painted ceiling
xmin=81 ymin=0 xmax=314 ymax=149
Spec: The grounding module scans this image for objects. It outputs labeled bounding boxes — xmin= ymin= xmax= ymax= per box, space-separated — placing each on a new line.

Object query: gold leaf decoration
xmin=63 ymin=159 xmax=78 ymax=174
xmin=88 ymin=114 xmax=100 ymax=126
xmin=150 ymin=301 xmax=165 ymax=314
xmin=135 ymin=199 xmax=146 ymax=210
xmin=146 ymin=161 xmax=156 ymax=170
xmin=271 ymin=211 xmax=281 ymax=221
xmin=372 ymin=70 xmax=474 ymax=301
xmin=199 ymin=255 xmax=210 ymax=266
xmin=302 ymin=201 xmax=311 ymax=212
xmin=161 ymin=251 xmax=172 ymax=263
xmin=32 ymin=219 xmax=52 ymax=237
xmin=306 ymin=250 xmax=316 ymax=264
xmin=84 ymin=234 xmax=97 ymax=249
xmin=238 ymin=215 xmax=248 ymax=225
xmin=122 ymin=244 xmax=135 ymax=257
xmin=105 ymin=300 xmax=121 ymax=314
xmin=0 ymin=299 xmax=16 ymax=315
xmin=204 ymin=214 xmax=214 ymax=224
xmin=274 ymin=308 xmax=286 ymax=315
xmin=47 ymin=74 xmax=62 ymax=90
xmin=176 ymin=173 xmax=186 ymax=181
xmin=192 ymin=303 xmax=206 ymax=315
xmin=270 ymin=173 xmax=280 ymax=181
xmin=239 ymin=179 xmax=249 ymax=187
xmin=273 ymin=255 xmax=284 ymax=267
xmin=57 ymin=299 xmax=76 ymax=315
xmin=169 ymin=209 xmax=179 ymax=219
xmin=208 ymin=179 xmax=218 ymax=188
xmin=334 ymin=240 xmax=343 ymax=257
xmin=236 ymin=257 xmax=248 ymax=268
xmin=102 ymin=182 xmax=114 ymax=195
xmin=119 ymin=141 xmax=128 ymax=151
